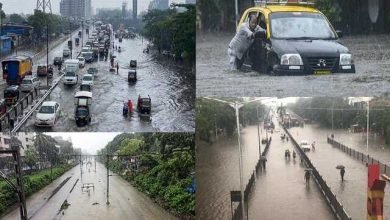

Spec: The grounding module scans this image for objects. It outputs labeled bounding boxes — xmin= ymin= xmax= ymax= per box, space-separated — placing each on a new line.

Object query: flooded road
xmin=289 ymin=124 xmax=390 ymax=219
xmin=196 ymin=125 xmax=262 ymax=220
xmin=15 ymin=27 xmax=194 ymax=132
xmin=196 ymin=121 xmax=334 ymax=219
xmin=196 ymin=32 xmax=390 ymax=97
xmin=3 ymin=161 xmax=176 ymax=220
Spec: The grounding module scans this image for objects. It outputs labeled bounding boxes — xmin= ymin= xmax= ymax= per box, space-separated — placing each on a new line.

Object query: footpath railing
xmin=0 ymin=88 xmax=40 ymax=132
xmin=283 ymin=126 xmax=352 ymax=220
xmin=232 ymin=137 xmax=272 ymax=220
xmin=327 ymin=137 xmax=390 ymax=176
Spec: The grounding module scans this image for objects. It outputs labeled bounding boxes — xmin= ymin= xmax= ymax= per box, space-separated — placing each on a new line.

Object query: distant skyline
xmin=45 ymin=132 xmax=120 ymax=154
xmin=0 ymin=0 xmax=183 ymax=16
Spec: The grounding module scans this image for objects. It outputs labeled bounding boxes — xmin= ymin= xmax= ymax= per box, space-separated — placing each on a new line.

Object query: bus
xmin=2 ymin=55 xmax=33 ymax=85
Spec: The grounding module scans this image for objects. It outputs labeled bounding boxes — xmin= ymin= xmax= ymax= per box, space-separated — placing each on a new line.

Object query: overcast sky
xmin=45 ymin=132 xmax=120 ymax=154
xmin=0 ymin=0 xmax=183 ymax=16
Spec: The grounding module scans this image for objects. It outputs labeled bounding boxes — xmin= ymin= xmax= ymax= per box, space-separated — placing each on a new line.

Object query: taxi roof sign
xmin=254 ymin=0 xmax=315 ymax=7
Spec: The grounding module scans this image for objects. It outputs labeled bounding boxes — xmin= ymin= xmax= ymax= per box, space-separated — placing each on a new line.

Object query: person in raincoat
xmin=340 ymin=168 xmax=345 ymax=182
xmin=228 ymin=14 xmax=264 ymax=70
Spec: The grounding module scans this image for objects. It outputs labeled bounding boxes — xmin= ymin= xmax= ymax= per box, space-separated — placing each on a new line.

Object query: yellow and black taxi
xmin=238 ymin=0 xmax=355 ymax=75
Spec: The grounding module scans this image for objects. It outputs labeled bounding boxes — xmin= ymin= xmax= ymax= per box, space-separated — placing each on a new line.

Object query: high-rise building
xmin=133 ymin=0 xmax=137 ymax=20
xmin=15 ymin=132 xmax=35 ymax=157
xmin=148 ymin=0 xmax=169 ymax=10
xmin=185 ymin=0 xmax=196 ymax=4
xmin=60 ymin=0 xmax=92 ymax=18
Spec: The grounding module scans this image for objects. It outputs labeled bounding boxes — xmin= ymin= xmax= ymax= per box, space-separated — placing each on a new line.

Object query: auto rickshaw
xmin=137 ymin=96 xmax=151 ymax=116
xmin=130 ymin=60 xmax=137 ymax=68
xmin=128 ymin=70 xmax=137 ymax=83
xmin=4 ymin=85 xmax=20 ymax=105
xmin=74 ymin=91 xmax=92 ymax=126
xmin=80 ymin=84 xmax=92 ymax=92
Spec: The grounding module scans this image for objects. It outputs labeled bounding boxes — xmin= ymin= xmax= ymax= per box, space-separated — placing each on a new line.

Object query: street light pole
xmin=235 ymin=0 xmax=239 ymax=28
xmin=232 ymin=102 xmax=246 ymax=220
xmin=366 ymin=101 xmax=369 ymax=163
xmin=46 ymin=23 xmax=49 ymax=86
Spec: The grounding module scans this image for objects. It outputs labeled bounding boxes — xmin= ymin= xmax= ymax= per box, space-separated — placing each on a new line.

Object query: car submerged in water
xmin=238 ymin=1 xmax=355 ymax=75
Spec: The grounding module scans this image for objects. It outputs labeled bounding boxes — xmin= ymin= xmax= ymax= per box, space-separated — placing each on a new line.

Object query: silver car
xmin=20 ymin=75 xmax=40 ymax=92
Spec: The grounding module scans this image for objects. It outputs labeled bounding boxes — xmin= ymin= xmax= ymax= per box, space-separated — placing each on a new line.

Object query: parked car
xmin=20 ymin=75 xmax=40 ymax=92
xmin=35 ymin=101 xmax=61 ymax=127
xmin=237 ymin=1 xmax=355 ymax=75
xmin=78 ymin=57 xmax=86 ymax=68
xmin=81 ymin=74 xmax=94 ymax=86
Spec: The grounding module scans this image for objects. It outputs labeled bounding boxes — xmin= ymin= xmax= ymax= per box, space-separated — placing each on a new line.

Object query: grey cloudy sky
xmin=45 ymin=132 xmax=120 ymax=154
xmin=0 ymin=0 xmax=183 ymax=15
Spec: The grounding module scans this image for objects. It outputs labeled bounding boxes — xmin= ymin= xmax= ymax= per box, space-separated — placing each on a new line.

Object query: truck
xmin=1 ymin=55 xmax=33 ymax=85
xmin=63 ymin=59 xmax=79 ymax=85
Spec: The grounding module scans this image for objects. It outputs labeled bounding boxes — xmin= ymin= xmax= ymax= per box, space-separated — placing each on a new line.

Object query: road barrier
xmin=11 ymin=74 xmax=65 ymax=132
xmin=283 ymin=126 xmax=352 ymax=220
xmin=232 ymin=137 xmax=272 ymax=220
xmin=327 ymin=137 xmax=390 ymax=176
xmin=0 ymin=88 xmax=39 ymax=132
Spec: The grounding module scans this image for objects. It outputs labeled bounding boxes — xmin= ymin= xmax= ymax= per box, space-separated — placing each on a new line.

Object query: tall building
xmin=15 ymin=132 xmax=35 ymax=157
xmin=60 ymin=0 xmax=92 ymax=18
xmin=148 ymin=0 xmax=169 ymax=10
xmin=0 ymin=133 xmax=34 ymax=157
xmin=133 ymin=0 xmax=137 ymax=20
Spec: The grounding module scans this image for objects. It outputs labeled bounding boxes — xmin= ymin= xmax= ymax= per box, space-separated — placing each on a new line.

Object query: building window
xmin=4 ymin=138 xmax=10 ymax=144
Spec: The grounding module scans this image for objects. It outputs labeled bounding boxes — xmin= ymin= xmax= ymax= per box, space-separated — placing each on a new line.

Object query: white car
xmin=20 ymin=75 xmax=40 ymax=92
xmin=300 ymin=140 xmax=311 ymax=152
xmin=81 ymin=74 xmax=94 ymax=86
xmin=78 ymin=57 xmax=86 ymax=68
xmin=35 ymin=101 xmax=61 ymax=127
xmin=63 ymin=48 xmax=71 ymax=57
xmin=63 ymin=71 xmax=78 ymax=85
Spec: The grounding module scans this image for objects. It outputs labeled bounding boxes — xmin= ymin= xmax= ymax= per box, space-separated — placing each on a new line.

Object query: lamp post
xmin=366 ymin=101 xmax=369 ymax=163
xmin=46 ymin=23 xmax=49 ymax=86
xmin=203 ymin=97 xmax=264 ymax=220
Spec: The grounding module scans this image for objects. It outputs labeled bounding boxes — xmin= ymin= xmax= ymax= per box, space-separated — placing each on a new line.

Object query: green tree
xmin=8 ymin=13 xmax=26 ymax=24
xmin=25 ymin=147 xmax=39 ymax=170
xmin=34 ymin=133 xmax=59 ymax=166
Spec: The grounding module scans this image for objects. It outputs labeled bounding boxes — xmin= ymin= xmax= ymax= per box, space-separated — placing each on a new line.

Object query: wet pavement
xmin=196 ymin=119 xmax=334 ymax=219
xmin=289 ymin=124 xmax=390 ymax=219
xmin=196 ymin=32 xmax=390 ymax=97
xmin=3 ymin=161 xmax=176 ymax=220
xmin=11 ymin=26 xmax=194 ymax=132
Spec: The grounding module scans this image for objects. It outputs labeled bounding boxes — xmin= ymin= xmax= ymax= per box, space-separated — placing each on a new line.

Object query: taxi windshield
xmin=270 ymin=12 xmax=336 ymax=39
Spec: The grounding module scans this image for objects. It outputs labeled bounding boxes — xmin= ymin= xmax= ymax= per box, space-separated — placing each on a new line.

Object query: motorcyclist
xmin=123 ymin=102 xmax=128 ymax=115
xmin=127 ymin=100 xmax=133 ymax=113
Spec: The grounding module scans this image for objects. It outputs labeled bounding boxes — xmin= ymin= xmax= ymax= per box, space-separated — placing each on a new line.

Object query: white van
xmin=63 ymin=59 xmax=79 ymax=85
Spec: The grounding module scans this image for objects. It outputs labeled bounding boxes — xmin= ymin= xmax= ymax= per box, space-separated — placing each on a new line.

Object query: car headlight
xmin=281 ymin=54 xmax=303 ymax=65
xmin=339 ymin=53 xmax=352 ymax=65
